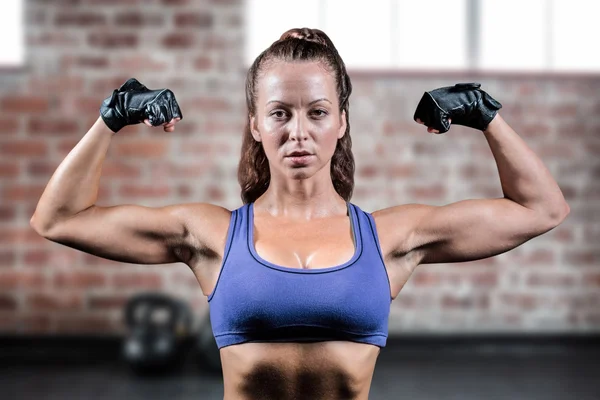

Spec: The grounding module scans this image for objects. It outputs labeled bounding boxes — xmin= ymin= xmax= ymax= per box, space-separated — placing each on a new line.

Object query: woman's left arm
xmin=376 ymin=113 xmax=570 ymax=265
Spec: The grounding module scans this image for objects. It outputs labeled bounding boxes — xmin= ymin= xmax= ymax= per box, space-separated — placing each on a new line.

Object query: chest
xmin=253 ymin=217 xmax=355 ymax=270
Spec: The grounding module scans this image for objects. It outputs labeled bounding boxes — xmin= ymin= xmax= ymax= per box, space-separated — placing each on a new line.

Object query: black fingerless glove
xmin=99 ymin=78 xmax=183 ymax=133
xmin=413 ymin=83 xmax=502 ymax=133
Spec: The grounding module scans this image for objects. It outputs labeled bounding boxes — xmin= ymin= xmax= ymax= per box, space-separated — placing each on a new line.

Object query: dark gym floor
xmin=1 ymin=336 xmax=599 ymax=400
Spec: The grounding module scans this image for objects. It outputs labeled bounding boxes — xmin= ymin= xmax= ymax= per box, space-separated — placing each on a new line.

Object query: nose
xmin=288 ymin=115 xmax=309 ymax=141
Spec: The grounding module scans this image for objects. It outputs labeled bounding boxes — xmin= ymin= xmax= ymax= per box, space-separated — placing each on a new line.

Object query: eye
xmin=312 ymin=109 xmax=328 ymax=117
xmin=270 ymin=110 xmax=287 ymax=119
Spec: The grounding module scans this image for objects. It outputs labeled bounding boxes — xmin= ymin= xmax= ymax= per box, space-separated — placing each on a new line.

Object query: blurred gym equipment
xmin=122 ymin=292 xmax=192 ymax=374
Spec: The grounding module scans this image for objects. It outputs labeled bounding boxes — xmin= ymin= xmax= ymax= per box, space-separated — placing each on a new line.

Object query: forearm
xmin=483 ymin=113 xmax=569 ymax=220
xmin=31 ymin=117 xmax=114 ymax=232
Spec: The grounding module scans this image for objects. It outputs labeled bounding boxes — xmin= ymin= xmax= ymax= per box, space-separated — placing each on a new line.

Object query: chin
xmin=287 ymin=168 xmax=312 ymax=180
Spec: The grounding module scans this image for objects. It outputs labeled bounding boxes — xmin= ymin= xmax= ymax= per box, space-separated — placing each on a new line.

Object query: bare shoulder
xmin=174 ymin=202 xmax=233 ymax=256
xmin=370 ymin=203 xmax=433 ymax=259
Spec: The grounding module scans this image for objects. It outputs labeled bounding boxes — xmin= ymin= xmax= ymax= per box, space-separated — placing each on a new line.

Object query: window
xmin=0 ymin=0 xmax=24 ymax=67
xmin=245 ymin=0 xmax=600 ymax=73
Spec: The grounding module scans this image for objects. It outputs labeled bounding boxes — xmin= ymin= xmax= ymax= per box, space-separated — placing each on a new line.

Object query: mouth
xmin=286 ymin=151 xmax=312 ymax=157
xmin=285 ymin=152 xmax=314 ymax=165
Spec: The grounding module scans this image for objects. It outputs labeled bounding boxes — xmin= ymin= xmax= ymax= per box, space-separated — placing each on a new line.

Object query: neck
xmin=255 ymin=190 xmax=347 ymax=221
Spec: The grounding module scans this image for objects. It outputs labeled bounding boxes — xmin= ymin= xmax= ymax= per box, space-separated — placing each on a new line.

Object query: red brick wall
xmin=0 ymin=0 xmax=598 ymax=335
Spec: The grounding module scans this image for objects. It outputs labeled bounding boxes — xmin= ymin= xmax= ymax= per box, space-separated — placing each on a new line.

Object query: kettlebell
xmin=122 ymin=292 xmax=192 ymax=374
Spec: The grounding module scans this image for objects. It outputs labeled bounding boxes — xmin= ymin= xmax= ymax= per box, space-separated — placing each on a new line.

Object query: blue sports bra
xmin=207 ymin=202 xmax=392 ymax=349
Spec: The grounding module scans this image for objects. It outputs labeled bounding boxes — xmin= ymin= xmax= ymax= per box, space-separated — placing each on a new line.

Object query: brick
xmin=441 ymin=294 xmax=489 ymax=309
xmin=27 ymin=118 xmax=80 ymax=136
xmin=0 ymin=228 xmax=47 ymax=245
xmin=88 ymin=33 xmax=138 ymax=49
xmin=582 ymin=185 xmax=600 ymax=200
xmin=23 ymin=249 xmax=52 ymax=266
xmin=552 ymin=225 xmax=575 ymax=243
xmin=210 ymin=0 xmax=242 ymax=5
xmin=27 ymin=161 xmax=58 ymax=178
xmin=26 ymin=293 xmax=84 ymax=311
xmin=538 ymin=143 xmax=576 ymax=159
xmin=0 ymin=205 xmax=17 ymax=222
xmin=114 ymin=55 xmax=168 ymax=72
xmin=0 ymin=250 xmax=17 ymax=266
xmin=112 ymin=272 xmax=163 ymax=289
xmin=114 ymin=12 xmax=164 ymax=27
xmin=118 ymin=184 xmax=171 ymax=198
xmin=28 ymin=76 xmax=85 ymax=93
xmin=206 ymin=185 xmax=225 ymax=202
xmin=413 ymin=141 xmax=464 ymax=157
xmin=55 ymin=12 xmax=106 ymax=26
xmin=1 ymin=97 xmax=49 ymax=113
xmin=563 ymin=249 xmax=600 ymax=266
xmin=174 ymin=12 xmax=213 ymax=28
xmin=0 ymin=141 xmax=48 ymax=157
xmin=583 ymin=224 xmax=600 ymax=244
xmin=160 ymin=0 xmax=190 ymax=5
xmin=83 ymin=0 xmax=140 ymax=3
xmin=55 ymin=315 xmax=115 ymax=334
xmin=203 ymin=35 xmax=230 ymax=50
xmin=358 ymin=165 xmax=378 ymax=178
xmin=0 ymin=295 xmax=17 ymax=310
xmin=194 ymin=56 xmax=213 ymax=71
xmin=2 ymin=184 xmax=46 ymax=201
xmin=114 ymin=140 xmax=169 ymax=157
xmin=0 ymin=163 xmax=19 ymax=178
xmin=583 ymin=274 xmax=600 ymax=287
xmin=102 ymin=162 xmax=143 ymax=179
xmin=385 ymin=164 xmax=415 ymax=178
xmin=407 ymin=183 xmax=446 ymax=200
xmin=177 ymin=184 xmax=193 ymax=197
xmin=0 ymin=118 xmax=19 ymax=135
xmin=0 ymin=314 xmax=52 ymax=334
xmin=28 ymin=32 xmax=79 ymax=46
xmin=162 ymin=33 xmax=195 ymax=48
xmin=527 ymin=272 xmax=577 ymax=287
xmin=23 ymin=249 xmax=79 ymax=268
xmin=89 ymin=295 xmax=128 ymax=310
xmin=460 ymin=163 xmax=496 ymax=179
xmin=500 ymin=293 xmax=538 ymax=310
xmin=66 ymin=96 xmax=102 ymax=114
xmin=507 ymin=248 xmax=556 ymax=266
xmin=54 ymin=271 xmax=107 ymax=289
xmin=469 ymin=183 xmax=503 ymax=198
xmin=551 ymin=104 xmax=579 ymax=118
xmin=20 ymin=314 xmax=53 ymax=334
xmin=61 ymin=55 xmax=109 ymax=70
xmin=468 ymin=271 xmax=498 ymax=287
xmin=31 ymin=0 xmax=81 ymax=4
xmin=148 ymin=161 xmax=211 ymax=179
xmin=26 ymin=9 xmax=47 ymax=25
xmin=0 ymin=271 xmax=47 ymax=290
xmin=202 ymin=120 xmax=244 ymax=135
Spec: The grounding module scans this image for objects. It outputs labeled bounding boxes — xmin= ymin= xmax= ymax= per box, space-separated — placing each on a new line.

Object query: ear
xmin=250 ymin=115 xmax=261 ymax=142
xmin=337 ymin=109 xmax=347 ymax=139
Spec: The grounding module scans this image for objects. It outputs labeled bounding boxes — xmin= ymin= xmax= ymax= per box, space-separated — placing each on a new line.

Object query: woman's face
xmin=250 ymin=61 xmax=346 ymax=181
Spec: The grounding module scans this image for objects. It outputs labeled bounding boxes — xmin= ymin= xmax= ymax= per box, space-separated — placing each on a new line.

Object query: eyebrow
xmin=266 ymin=98 xmax=332 ymax=107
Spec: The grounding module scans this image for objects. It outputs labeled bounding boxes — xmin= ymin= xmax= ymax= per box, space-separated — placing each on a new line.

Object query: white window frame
xmin=0 ymin=0 xmax=25 ymax=67
xmin=246 ymin=0 xmax=600 ymax=73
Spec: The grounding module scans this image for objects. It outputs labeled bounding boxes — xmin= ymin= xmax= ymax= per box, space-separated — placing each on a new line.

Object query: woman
xmin=31 ymin=28 xmax=569 ymax=400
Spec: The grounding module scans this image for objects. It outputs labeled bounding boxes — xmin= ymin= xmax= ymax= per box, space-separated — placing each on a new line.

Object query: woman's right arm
xmin=30 ymin=117 xmax=217 ymax=265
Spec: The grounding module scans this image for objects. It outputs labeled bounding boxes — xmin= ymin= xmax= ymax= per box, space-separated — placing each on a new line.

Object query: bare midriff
xmin=219 ymin=340 xmax=381 ymax=400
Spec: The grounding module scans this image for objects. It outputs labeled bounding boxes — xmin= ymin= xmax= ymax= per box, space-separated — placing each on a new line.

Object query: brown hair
xmin=238 ymin=27 xmax=354 ymax=204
